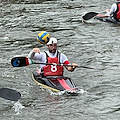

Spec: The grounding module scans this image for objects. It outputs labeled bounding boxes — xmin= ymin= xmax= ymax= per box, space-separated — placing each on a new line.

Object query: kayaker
xmin=106 ymin=0 xmax=120 ymax=21
xmin=28 ymin=32 xmax=78 ymax=77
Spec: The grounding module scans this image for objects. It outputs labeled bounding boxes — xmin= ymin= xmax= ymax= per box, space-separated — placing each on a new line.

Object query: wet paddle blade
xmin=82 ymin=12 xmax=98 ymax=20
xmin=0 ymin=88 xmax=21 ymax=101
xmin=11 ymin=57 xmax=32 ymax=67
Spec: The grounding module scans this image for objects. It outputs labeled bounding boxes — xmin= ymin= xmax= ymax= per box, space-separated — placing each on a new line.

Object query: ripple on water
xmin=1 ymin=0 xmax=120 ymax=120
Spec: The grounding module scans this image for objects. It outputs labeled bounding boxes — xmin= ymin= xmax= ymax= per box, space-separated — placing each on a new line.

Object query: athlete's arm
xmin=61 ymin=53 xmax=78 ymax=72
xmin=28 ymin=48 xmax=41 ymax=60
xmin=65 ymin=62 xmax=78 ymax=72
xmin=110 ymin=3 xmax=117 ymax=15
xmin=28 ymin=50 xmax=35 ymax=59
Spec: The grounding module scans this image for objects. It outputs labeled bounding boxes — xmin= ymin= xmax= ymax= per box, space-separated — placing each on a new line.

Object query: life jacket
xmin=42 ymin=51 xmax=64 ymax=76
xmin=114 ymin=2 xmax=120 ymax=21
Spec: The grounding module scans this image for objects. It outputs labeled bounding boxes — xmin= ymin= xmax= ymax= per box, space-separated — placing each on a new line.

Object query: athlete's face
xmin=47 ymin=43 xmax=57 ymax=53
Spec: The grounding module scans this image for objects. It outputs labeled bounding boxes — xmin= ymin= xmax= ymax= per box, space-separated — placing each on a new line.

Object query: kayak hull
xmin=32 ymin=71 xmax=78 ymax=95
xmin=95 ymin=14 xmax=120 ymax=25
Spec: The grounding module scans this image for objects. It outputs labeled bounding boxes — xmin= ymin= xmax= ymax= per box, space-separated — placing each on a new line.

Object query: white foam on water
xmin=78 ymin=89 xmax=88 ymax=94
xmin=49 ymin=88 xmax=88 ymax=96
xmin=12 ymin=101 xmax=25 ymax=114
xmin=49 ymin=90 xmax=66 ymax=96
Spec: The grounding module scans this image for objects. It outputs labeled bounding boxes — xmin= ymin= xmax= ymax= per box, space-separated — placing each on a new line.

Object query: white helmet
xmin=47 ymin=37 xmax=57 ymax=45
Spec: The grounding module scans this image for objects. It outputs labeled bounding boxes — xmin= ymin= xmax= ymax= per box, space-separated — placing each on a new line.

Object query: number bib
xmin=43 ymin=56 xmax=63 ymax=76
xmin=51 ymin=65 xmax=57 ymax=72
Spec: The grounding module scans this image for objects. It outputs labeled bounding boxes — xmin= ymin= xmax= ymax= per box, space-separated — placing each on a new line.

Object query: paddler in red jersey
xmin=28 ymin=31 xmax=78 ymax=77
xmin=105 ymin=0 xmax=120 ymax=21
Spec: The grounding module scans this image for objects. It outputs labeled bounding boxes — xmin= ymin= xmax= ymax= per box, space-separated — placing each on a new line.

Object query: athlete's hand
xmin=33 ymin=48 xmax=40 ymax=54
xmin=72 ymin=63 xmax=78 ymax=69
xmin=66 ymin=63 xmax=78 ymax=72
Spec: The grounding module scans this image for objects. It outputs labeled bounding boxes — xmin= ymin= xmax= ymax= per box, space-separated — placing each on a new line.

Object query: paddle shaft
xmin=11 ymin=57 xmax=96 ymax=70
xmin=33 ymin=62 xmax=95 ymax=69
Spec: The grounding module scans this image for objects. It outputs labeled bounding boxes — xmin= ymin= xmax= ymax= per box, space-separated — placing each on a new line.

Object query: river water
xmin=1 ymin=0 xmax=120 ymax=120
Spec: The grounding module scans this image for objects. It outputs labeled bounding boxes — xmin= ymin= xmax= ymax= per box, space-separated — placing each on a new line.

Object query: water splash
xmin=12 ymin=101 xmax=25 ymax=114
xmin=49 ymin=88 xmax=88 ymax=96
xmin=50 ymin=90 xmax=66 ymax=96
xmin=77 ymin=89 xmax=88 ymax=94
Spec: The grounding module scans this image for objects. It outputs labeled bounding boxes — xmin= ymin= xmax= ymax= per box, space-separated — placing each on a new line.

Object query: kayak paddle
xmin=0 ymin=88 xmax=21 ymax=101
xmin=11 ymin=57 xmax=96 ymax=70
xmin=82 ymin=12 xmax=99 ymax=20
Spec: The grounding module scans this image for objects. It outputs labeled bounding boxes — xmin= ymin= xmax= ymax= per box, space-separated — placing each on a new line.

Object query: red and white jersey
xmin=109 ymin=2 xmax=120 ymax=16
xmin=28 ymin=50 xmax=70 ymax=70
xmin=43 ymin=52 xmax=64 ymax=76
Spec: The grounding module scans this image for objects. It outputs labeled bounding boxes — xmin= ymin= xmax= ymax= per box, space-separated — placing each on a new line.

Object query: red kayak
xmin=32 ymin=70 xmax=78 ymax=96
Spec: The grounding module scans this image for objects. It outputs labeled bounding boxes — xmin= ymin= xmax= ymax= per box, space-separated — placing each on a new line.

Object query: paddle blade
xmin=82 ymin=12 xmax=98 ymax=20
xmin=0 ymin=88 xmax=21 ymax=101
xmin=11 ymin=57 xmax=32 ymax=67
